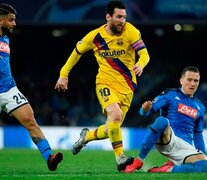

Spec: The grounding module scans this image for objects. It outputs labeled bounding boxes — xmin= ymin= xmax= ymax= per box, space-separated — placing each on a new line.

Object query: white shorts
xmin=155 ymin=127 xmax=203 ymax=165
xmin=0 ymin=86 xmax=29 ymax=114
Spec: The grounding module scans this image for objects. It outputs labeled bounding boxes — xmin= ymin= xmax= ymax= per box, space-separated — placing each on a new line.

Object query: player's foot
xmin=72 ymin=128 xmax=89 ymax=155
xmin=123 ymin=158 xmax=143 ymax=173
xmin=147 ymin=160 xmax=174 ymax=172
xmin=47 ymin=152 xmax=63 ymax=171
xmin=116 ymin=154 xmax=134 ymax=172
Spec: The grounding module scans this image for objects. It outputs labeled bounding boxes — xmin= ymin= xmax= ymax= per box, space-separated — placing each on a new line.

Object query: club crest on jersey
xmin=0 ymin=42 xmax=10 ymax=54
xmin=177 ymin=103 xmax=197 ymax=118
xmin=116 ymin=38 xmax=123 ymax=45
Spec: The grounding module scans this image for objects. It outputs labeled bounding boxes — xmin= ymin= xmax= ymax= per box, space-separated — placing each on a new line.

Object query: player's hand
xmin=133 ymin=64 xmax=143 ymax=76
xmin=55 ymin=77 xmax=68 ymax=92
xmin=142 ymin=101 xmax=152 ymax=112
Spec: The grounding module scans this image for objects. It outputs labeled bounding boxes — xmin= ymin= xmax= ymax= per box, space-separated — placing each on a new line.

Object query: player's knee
xmin=151 ymin=116 xmax=169 ymax=133
xmin=109 ymin=110 xmax=123 ymax=123
xmin=22 ymin=116 xmax=38 ymax=130
xmin=104 ymin=126 xmax=108 ymax=135
xmin=114 ymin=113 xmax=122 ymax=122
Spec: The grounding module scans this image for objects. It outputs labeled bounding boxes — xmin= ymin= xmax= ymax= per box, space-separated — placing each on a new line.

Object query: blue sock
xmin=172 ymin=160 xmax=207 ymax=172
xmin=139 ymin=116 xmax=169 ymax=159
xmin=36 ymin=139 xmax=52 ymax=161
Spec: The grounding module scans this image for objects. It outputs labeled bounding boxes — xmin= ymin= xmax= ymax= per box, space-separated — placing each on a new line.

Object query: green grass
xmin=0 ymin=149 xmax=207 ymax=179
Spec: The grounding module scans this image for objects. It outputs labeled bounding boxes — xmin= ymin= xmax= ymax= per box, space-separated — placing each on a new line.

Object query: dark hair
xmin=0 ymin=3 xmax=17 ymax=16
xmin=181 ymin=66 xmax=200 ymax=77
xmin=105 ymin=0 xmax=126 ymax=16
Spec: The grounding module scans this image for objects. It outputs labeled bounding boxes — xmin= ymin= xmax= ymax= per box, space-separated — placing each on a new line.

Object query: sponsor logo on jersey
xmin=177 ymin=103 xmax=197 ymax=118
xmin=98 ymin=49 xmax=125 ymax=58
xmin=0 ymin=42 xmax=10 ymax=54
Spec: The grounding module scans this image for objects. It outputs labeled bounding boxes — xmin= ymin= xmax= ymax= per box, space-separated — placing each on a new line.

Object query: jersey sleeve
xmin=193 ymin=103 xmax=205 ymax=153
xmin=127 ymin=23 xmax=150 ymax=69
xmin=193 ymin=132 xmax=205 ymax=153
xmin=194 ymin=116 xmax=205 ymax=153
xmin=127 ymin=23 xmax=145 ymax=51
xmin=139 ymin=107 xmax=154 ymax=116
xmin=76 ymin=30 xmax=95 ymax=54
xmin=60 ymin=49 xmax=82 ymax=78
xmin=59 ymin=30 xmax=95 ymax=77
xmin=194 ymin=103 xmax=205 ymax=132
xmin=139 ymin=91 xmax=170 ymax=117
xmin=152 ymin=91 xmax=169 ymax=112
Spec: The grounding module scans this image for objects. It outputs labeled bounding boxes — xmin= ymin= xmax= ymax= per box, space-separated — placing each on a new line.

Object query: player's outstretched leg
xmin=72 ymin=128 xmax=89 ymax=155
xmin=116 ymin=154 xmax=134 ymax=172
xmin=47 ymin=152 xmax=63 ymax=171
xmin=35 ymin=138 xmax=63 ymax=171
xmin=172 ymin=160 xmax=207 ymax=173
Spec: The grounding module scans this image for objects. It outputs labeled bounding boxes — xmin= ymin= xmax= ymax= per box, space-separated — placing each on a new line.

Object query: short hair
xmin=0 ymin=3 xmax=17 ymax=16
xmin=181 ymin=66 xmax=200 ymax=77
xmin=105 ymin=0 xmax=126 ymax=16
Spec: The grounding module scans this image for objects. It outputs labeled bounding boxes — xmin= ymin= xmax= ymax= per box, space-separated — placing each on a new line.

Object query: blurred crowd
xmin=5 ymin=0 xmax=207 ymax=24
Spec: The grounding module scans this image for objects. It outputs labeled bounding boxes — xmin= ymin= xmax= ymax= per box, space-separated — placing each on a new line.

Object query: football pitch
xmin=0 ymin=149 xmax=206 ymax=179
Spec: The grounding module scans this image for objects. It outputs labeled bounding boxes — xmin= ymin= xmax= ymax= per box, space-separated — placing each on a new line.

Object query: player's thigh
xmin=96 ymin=84 xmax=120 ymax=114
xmin=185 ymin=153 xmax=207 ymax=164
xmin=11 ymin=103 xmax=35 ymax=124
xmin=2 ymin=87 xmax=35 ymax=125
xmin=119 ymin=92 xmax=133 ymax=123
xmin=156 ymin=129 xmax=204 ymax=165
xmin=158 ymin=126 xmax=172 ymax=144
xmin=105 ymin=102 xmax=123 ymax=122
xmin=1 ymin=87 xmax=29 ymax=114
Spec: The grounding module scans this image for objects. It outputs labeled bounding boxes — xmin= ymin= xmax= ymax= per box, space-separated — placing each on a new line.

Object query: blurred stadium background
xmin=0 ymin=0 xmax=207 ymax=150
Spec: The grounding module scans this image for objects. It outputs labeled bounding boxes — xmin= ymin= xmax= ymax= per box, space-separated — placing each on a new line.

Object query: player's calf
xmin=172 ymin=160 xmax=207 ymax=172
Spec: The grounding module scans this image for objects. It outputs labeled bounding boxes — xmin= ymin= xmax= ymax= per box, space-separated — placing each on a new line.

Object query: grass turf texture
xmin=0 ymin=149 xmax=207 ymax=179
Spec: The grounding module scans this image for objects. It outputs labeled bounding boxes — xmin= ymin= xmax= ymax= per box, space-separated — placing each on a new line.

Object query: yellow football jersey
xmin=61 ymin=22 xmax=149 ymax=94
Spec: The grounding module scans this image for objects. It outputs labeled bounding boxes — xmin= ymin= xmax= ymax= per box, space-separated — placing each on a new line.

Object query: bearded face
xmin=110 ymin=22 xmax=125 ymax=34
xmin=0 ymin=13 xmax=16 ymax=36
xmin=1 ymin=25 xmax=12 ymax=36
xmin=107 ymin=8 xmax=126 ymax=35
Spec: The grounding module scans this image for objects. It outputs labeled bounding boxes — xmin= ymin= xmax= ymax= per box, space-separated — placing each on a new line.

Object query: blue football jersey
xmin=0 ymin=35 xmax=16 ymax=93
xmin=152 ymin=88 xmax=205 ymax=145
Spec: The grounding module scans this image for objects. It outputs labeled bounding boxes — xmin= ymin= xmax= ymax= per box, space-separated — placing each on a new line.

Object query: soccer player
xmin=0 ymin=3 xmax=63 ymax=171
xmin=55 ymin=0 xmax=150 ymax=171
xmin=124 ymin=66 xmax=207 ymax=173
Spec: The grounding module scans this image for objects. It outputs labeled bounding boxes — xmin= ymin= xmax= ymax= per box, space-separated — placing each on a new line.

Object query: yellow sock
xmin=85 ymin=125 xmax=108 ymax=141
xmin=107 ymin=121 xmax=123 ymax=157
